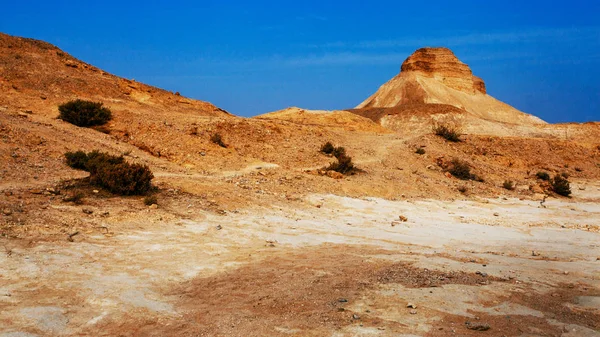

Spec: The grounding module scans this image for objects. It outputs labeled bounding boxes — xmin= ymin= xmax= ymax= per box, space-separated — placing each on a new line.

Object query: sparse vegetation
xmin=58 ymin=99 xmax=112 ymax=127
xmin=143 ymin=195 xmax=158 ymax=206
xmin=320 ymin=141 xmax=335 ymax=155
xmin=551 ymin=175 xmax=571 ymax=197
xmin=332 ymin=146 xmax=346 ymax=158
xmin=536 ymin=171 xmax=550 ymax=181
xmin=327 ymin=153 xmax=356 ymax=174
xmin=448 ymin=158 xmax=472 ymax=180
xmin=433 ymin=124 xmax=461 ymax=142
xmin=211 ymin=133 xmax=227 ymax=148
xmin=415 ymin=148 xmax=426 ymax=155
xmin=64 ymin=150 xmax=153 ymax=195
xmin=503 ymin=180 xmax=515 ymax=190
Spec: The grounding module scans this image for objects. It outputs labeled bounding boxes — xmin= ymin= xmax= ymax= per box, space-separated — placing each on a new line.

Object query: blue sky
xmin=2 ymin=0 xmax=599 ymax=122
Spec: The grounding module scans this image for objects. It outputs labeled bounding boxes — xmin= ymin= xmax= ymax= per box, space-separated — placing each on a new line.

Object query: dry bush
xmin=58 ymin=99 xmax=112 ymax=127
xmin=211 ymin=133 xmax=227 ymax=148
xmin=503 ymin=180 xmax=515 ymax=190
xmin=536 ymin=171 xmax=550 ymax=181
xmin=432 ymin=116 xmax=463 ymax=142
xmin=64 ymin=150 xmax=153 ymax=195
xmin=448 ymin=158 xmax=472 ymax=180
xmin=551 ymin=175 xmax=571 ymax=197
xmin=320 ymin=142 xmax=335 ymax=155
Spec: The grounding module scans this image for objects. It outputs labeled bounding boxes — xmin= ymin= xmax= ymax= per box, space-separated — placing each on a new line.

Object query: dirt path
xmin=1 ymin=194 xmax=599 ymax=336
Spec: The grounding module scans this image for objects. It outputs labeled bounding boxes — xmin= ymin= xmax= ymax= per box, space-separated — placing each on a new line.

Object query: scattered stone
xmin=200 ymin=152 xmax=206 ymax=156
xmin=475 ymin=271 xmax=488 ymax=277
xmin=2 ymin=209 xmax=12 ymax=216
xmin=399 ymin=215 xmax=408 ymax=222
xmin=93 ymin=190 xmax=99 ymax=194
xmin=352 ymin=314 xmax=360 ymax=320
xmin=148 ymin=204 xmax=158 ymax=209
xmin=30 ymin=189 xmax=43 ymax=195
xmin=409 ymin=310 xmax=417 ymax=315
xmin=493 ymin=212 xmax=499 ymax=217
xmin=82 ymin=208 xmax=94 ymax=214
xmin=466 ymin=322 xmax=490 ymax=331
xmin=406 ymin=303 xmax=417 ymax=309
xmin=563 ymin=271 xmax=569 ymax=275
xmin=338 ymin=298 xmax=348 ymax=303
xmin=216 ymin=225 xmax=222 ymax=230
xmin=326 ymin=170 xmax=344 ymax=179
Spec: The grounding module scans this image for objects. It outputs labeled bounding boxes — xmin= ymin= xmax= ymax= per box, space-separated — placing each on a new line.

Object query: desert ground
xmin=1 ymin=33 xmax=599 ymax=336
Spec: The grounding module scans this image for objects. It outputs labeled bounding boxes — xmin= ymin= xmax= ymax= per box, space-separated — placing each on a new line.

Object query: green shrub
xmin=503 ymin=180 xmax=515 ymax=190
xmin=64 ymin=150 xmax=153 ymax=195
xmin=211 ymin=133 xmax=226 ymax=148
xmin=536 ymin=171 xmax=550 ymax=181
xmin=434 ymin=125 xmax=461 ymax=142
xmin=58 ymin=99 xmax=112 ymax=127
xmin=320 ymin=141 xmax=335 ymax=155
xmin=551 ymin=175 xmax=571 ymax=197
xmin=415 ymin=148 xmax=426 ymax=155
xmin=448 ymin=159 xmax=472 ymax=180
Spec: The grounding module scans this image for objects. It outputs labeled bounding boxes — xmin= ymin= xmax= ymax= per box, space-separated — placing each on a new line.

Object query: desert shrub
xmin=503 ymin=180 xmax=515 ymax=190
xmin=551 ymin=175 xmax=571 ymax=197
xmin=415 ymin=148 xmax=426 ymax=155
xmin=320 ymin=141 xmax=335 ymax=155
xmin=448 ymin=159 xmax=472 ymax=180
xmin=65 ymin=151 xmax=89 ymax=170
xmin=143 ymin=195 xmax=158 ymax=206
xmin=211 ymin=133 xmax=226 ymax=148
xmin=433 ymin=124 xmax=461 ymax=142
xmin=327 ymin=153 xmax=356 ymax=175
xmin=90 ymin=162 xmax=153 ymax=195
xmin=58 ymin=99 xmax=112 ymax=127
xmin=64 ymin=150 xmax=153 ymax=195
xmin=332 ymin=146 xmax=346 ymax=159
xmin=536 ymin=171 xmax=550 ymax=181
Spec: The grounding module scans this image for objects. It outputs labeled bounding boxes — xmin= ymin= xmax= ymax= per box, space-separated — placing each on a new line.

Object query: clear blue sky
xmin=2 ymin=1 xmax=599 ymax=122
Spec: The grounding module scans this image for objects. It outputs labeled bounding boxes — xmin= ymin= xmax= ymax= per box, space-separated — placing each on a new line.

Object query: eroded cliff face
xmin=400 ymin=47 xmax=483 ymax=94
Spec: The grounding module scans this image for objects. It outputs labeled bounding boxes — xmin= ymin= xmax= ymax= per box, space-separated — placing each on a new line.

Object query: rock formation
xmin=354 ymin=47 xmax=545 ymax=129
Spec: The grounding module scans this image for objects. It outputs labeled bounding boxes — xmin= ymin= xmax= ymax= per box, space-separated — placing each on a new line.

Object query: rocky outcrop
xmin=400 ymin=47 xmax=480 ymax=94
xmin=354 ymin=47 xmax=546 ymax=127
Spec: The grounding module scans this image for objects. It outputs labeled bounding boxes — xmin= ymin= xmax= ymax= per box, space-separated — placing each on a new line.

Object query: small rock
xmin=216 ymin=225 xmax=222 ymax=230
xmin=399 ymin=215 xmax=408 ymax=222
xmin=563 ymin=271 xmax=569 ymax=275
xmin=326 ymin=170 xmax=344 ymax=179
xmin=493 ymin=212 xmax=499 ymax=217
xmin=92 ymin=190 xmax=99 ymax=194
xmin=2 ymin=209 xmax=12 ymax=216
xmin=409 ymin=310 xmax=417 ymax=315
xmin=338 ymin=298 xmax=348 ymax=303
xmin=30 ymin=189 xmax=43 ymax=195
xmin=148 ymin=204 xmax=158 ymax=209
xmin=466 ymin=322 xmax=490 ymax=331
xmin=200 ymin=152 xmax=206 ymax=156
xmin=352 ymin=314 xmax=360 ymax=320
xmin=82 ymin=208 xmax=94 ymax=214
xmin=406 ymin=303 xmax=417 ymax=309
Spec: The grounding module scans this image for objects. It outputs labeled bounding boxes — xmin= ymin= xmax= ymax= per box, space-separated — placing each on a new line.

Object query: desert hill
xmin=351 ymin=47 xmax=553 ymax=136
